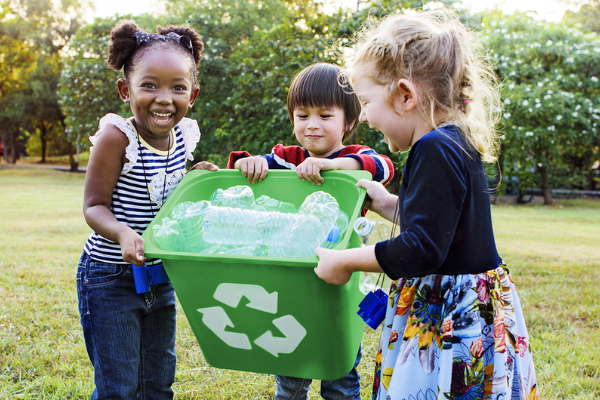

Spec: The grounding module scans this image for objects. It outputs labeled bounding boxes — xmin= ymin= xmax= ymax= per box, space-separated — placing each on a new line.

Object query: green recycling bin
xmin=142 ymin=169 xmax=370 ymax=381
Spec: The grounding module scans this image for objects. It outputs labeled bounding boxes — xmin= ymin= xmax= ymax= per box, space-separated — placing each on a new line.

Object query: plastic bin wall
xmin=142 ymin=169 xmax=370 ymax=380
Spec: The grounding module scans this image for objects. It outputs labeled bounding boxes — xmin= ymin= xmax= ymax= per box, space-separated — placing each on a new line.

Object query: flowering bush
xmin=481 ymin=11 xmax=600 ymax=203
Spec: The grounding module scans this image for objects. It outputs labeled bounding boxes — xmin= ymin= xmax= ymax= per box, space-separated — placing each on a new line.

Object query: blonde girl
xmin=315 ymin=10 xmax=539 ymax=400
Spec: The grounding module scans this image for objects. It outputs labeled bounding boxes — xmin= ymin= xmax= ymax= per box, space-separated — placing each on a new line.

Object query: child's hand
xmin=190 ymin=161 xmax=219 ymax=171
xmin=357 ymin=179 xmax=400 ymax=223
xmin=295 ymin=158 xmax=334 ymax=185
xmin=119 ymin=228 xmax=147 ymax=266
xmin=235 ymin=156 xmax=268 ymax=184
xmin=314 ymin=247 xmax=353 ymax=285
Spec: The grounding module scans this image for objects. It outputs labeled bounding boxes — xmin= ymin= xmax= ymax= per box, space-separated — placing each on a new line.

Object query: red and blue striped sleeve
xmin=340 ymin=146 xmax=394 ymax=185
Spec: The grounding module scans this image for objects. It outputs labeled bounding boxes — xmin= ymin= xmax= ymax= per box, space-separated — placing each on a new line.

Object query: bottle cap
xmin=326 ymin=226 xmax=340 ymax=243
xmin=353 ymin=217 xmax=373 ymax=237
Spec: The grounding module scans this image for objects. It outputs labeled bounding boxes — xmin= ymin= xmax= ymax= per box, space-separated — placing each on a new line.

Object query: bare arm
xmin=83 ymin=125 xmax=146 ymax=266
xmin=314 ymin=246 xmax=383 ymax=285
xmin=357 ymin=179 xmax=399 ymax=224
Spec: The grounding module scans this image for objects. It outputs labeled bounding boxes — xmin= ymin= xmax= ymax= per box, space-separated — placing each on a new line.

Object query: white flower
xmin=573 ymin=112 xmax=578 ymax=117
xmin=537 ymin=82 xmax=543 ymax=87
xmin=592 ymin=76 xmax=599 ymax=82
xmin=503 ymin=113 xmax=511 ymax=119
xmin=536 ymin=103 xmax=542 ymax=108
xmin=557 ymin=115 xmax=563 ymax=120
xmin=526 ymin=132 xmax=534 ymax=136
xmin=546 ymin=40 xmax=553 ymax=46
xmin=504 ymin=98 xmax=511 ymax=104
xmin=523 ymin=100 xmax=529 ymax=106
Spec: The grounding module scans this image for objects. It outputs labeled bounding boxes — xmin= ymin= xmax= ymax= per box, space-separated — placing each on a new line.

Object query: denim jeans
xmin=274 ymin=345 xmax=362 ymax=400
xmin=77 ymin=252 xmax=177 ymax=399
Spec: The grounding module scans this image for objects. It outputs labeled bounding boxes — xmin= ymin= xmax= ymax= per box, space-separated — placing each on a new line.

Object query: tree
xmin=58 ymin=14 xmax=161 ymax=170
xmin=482 ymin=11 xmax=600 ymax=204
xmin=563 ymin=0 xmax=600 ymax=34
xmin=0 ymin=0 xmax=86 ymax=165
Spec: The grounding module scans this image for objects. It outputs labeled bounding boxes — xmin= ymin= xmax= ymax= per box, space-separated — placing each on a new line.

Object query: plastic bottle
xmin=180 ymin=200 xmax=212 ymax=253
xmin=320 ymin=210 xmax=349 ymax=249
xmin=254 ymin=194 xmax=296 ymax=213
xmin=202 ymin=191 xmax=339 ymax=258
xmin=153 ymin=217 xmax=183 ymax=252
xmin=210 ymin=185 xmax=255 ymax=209
xmin=353 ymin=217 xmax=392 ymax=294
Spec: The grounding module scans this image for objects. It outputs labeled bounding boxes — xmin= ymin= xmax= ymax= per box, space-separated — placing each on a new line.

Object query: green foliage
xmin=58 ymin=17 xmax=126 ymax=150
xmin=482 ymin=11 xmax=600 ymax=192
xmin=563 ymin=1 xmax=600 ymax=34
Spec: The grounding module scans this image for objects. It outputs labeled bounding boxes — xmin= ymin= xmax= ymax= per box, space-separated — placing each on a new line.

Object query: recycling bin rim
xmin=142 ymin=168 xmax=370 ymax=267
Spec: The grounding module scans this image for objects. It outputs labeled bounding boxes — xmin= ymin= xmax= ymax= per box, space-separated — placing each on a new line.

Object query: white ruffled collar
xmin=89 ymin=114 xmax=201 ymax=174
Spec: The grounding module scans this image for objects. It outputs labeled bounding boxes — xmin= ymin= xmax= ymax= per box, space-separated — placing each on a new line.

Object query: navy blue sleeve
xmin=374 ymin=134 xmax=468 ymax=279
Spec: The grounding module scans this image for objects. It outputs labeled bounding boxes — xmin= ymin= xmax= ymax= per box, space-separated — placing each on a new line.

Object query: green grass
xmin=0 ymin=163 xmax=598 ymax=399
xmin=17 ymin=151 xmax=90 ymax=168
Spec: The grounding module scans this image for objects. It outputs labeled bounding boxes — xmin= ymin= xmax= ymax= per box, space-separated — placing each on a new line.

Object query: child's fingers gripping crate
xmin=142 ymin=169 xmax=370 ymax=381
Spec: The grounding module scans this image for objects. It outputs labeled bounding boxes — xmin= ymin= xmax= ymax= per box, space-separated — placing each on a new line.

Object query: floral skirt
xmin=372 ymin=265 xmax=538 ymax=400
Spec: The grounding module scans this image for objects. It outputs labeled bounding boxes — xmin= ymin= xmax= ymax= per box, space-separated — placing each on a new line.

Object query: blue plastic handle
xmin=132 ymin=263 xmax=170 ymax=294
xmin=357 ymin=288 xmax=388 ymax=329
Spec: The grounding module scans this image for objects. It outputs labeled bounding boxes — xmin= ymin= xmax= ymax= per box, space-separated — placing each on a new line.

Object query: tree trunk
xmin=10 ymin=128 xmax=20 ymax=164
xmin=538 ymin=165 xmax=553 ymax=205
xmin=1 ymin=129 xmax=9 ymax=163
xmin=66 ymin=140 xmax=79 ymax=172
xmin=40 ymin=123 xmax=48 ymax=163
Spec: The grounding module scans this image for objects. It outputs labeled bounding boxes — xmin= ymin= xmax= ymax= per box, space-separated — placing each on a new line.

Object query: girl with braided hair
xmin=314 ymin=10 xmax=539 ymax=400
xmin=78 ymin=20 xmax=216 ymax=399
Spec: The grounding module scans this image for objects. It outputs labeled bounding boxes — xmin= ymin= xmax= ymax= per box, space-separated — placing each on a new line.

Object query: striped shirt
xmin=84 ymin=115 xmax=196 ymax=265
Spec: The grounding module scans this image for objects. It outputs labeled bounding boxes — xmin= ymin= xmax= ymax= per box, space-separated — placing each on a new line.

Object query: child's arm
xmin=314 ymin=246 xmax=383 ymax=285
xmin=83 ymin=125 xmax=147 ymax=266
xmin=357 ymin=179 xmax=400 ymax=224
xmin=296 ymin=146 xmax=394 ymax=186
xmin=227 ymin=151 xmax=269 ymax=184
xmin=295 ymin=157 xmax=360 ymax=185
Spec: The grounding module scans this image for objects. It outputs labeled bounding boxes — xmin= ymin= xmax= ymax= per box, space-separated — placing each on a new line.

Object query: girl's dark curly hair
xmin=107 ymin=20 xmax=204 ymax=83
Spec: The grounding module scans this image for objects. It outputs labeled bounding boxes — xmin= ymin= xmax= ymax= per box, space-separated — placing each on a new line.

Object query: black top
xmin=375 ymin=125 xmax=502 ymax=279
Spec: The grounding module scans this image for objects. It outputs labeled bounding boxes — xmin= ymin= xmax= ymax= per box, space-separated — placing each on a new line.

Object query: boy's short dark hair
xmin=287 ymin=63 xmax=361 ymax=142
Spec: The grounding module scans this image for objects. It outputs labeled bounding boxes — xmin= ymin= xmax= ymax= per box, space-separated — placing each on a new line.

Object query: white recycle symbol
xmin=197 ymin=283 xmax=307 ymax=357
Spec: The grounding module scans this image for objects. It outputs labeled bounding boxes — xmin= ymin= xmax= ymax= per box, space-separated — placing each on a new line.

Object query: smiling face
xmin=118 ymin=47 xmax=199 ymax=147
xmin=351 ymin=63 xmax=433 ymax=153
xmin=293 ymin=106 xmax=347 ymax=158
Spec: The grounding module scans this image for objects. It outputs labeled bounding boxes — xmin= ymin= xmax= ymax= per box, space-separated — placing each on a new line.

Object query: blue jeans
xmin=275 ymin=345 xmax=362 ymax=400
xmin=77 ymin=252 xmax=177 ymax=399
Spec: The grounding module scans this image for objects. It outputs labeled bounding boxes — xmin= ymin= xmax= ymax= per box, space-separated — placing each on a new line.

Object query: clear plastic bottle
xmin=320 ymin=210 xmax=349 ymax=249
xmin=353 ymin=217 xmax=392 ymax=294
xmin=209 ymin=185 xmax=255 ymax=209
xmin=153 ymin=217 xmax=183 ymax=252
xmin=202 ymin=191 xmax=339 ymax=258
xmin=254 ymin=194 xmax=296 ymax=213
xmin=180 ymin=200 xmax=212 ymax=253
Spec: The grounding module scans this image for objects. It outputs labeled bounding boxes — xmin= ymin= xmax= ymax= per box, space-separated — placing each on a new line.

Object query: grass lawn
xmin=0 ymin=163 xmax=598 ymax=399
